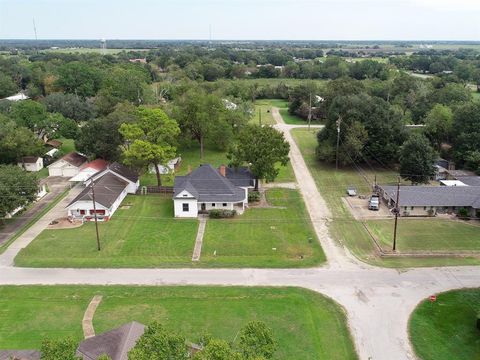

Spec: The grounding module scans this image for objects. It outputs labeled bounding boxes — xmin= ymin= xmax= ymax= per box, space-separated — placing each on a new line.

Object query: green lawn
xmin=291 ymin=127 xmax=480 ymax=267
xmin=54 ymin=137 xmax=76 ymax=155
xmin=409 ymin=289 xmax=480 ymax=360
xmin=473 ymin=91 xmax=480 ymax=102
xmin=251 ymin=100 xmax=276 ymax=125
xmin=0 ymin=286 xmax=357 ymax=360
xmin=367 ymin=219 xmax=480 ymax=252
xmin=15 ymin=195 xmax=199 ymax=268
xmin=201 ymin=188 xmax=325 ymax=267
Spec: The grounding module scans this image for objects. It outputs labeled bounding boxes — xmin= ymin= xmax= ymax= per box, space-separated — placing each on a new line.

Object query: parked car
xmin=368 ymin=194 xmax=380 ymax=211
xmin=346 ymin=186 xmax=357 ymax=196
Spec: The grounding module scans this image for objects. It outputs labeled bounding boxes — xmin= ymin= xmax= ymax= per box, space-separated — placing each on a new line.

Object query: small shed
xmin=17 ymin=157 xmax=44 ymax=172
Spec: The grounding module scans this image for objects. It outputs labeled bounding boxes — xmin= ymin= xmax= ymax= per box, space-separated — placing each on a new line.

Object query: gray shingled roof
xmin=67 ymin=172 xmax=129 ymax=209
xmin=60 ymin=152 xmax=88 ymax=167
xmin=0 ymin=350 xmax=40 ymax=360
xmin=108 ymin=162 xmax=139 ymax=183
xmin=456 ymin=176 xmax=480 ymax=187
xmin=174 ymin=164 xmax=246 ymax=203
xmin=76 ymin=321 xmax=145 ymax=360
xmin=381 ymin=185 xmax=480 ymax=209
xmin=225 ymin=167 xmax=255 ymax=187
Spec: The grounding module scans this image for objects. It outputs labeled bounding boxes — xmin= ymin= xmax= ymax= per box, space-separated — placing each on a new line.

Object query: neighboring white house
xmin=47 ymin=152 xmax=87 ymax=177
xmin=148 ymin=157 xmax=181 ymax=175
xmin=17 ymin=156 xmax=44 ymax=172
xmin=173 ymin=164 xmax=254 ymax=218
xmin=67 ymin=163 xmax=139 ymax=222
xmin=66 ymin=173 xmax=129 ymax=222
xmin=2 ymin=92 xmax=29 ymax=101
xmin=87 ymin=162 xmax=140 ymax=194
xmin=5 ymin=182 xmax=47 ymax=219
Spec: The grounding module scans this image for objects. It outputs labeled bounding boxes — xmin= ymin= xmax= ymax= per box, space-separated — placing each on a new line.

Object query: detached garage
xmin=47 ymin=152 xmax=87 ymax=177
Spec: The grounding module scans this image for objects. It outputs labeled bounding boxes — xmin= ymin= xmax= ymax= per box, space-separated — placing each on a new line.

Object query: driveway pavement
xmin=0 ymin=177 xmax=71 ymax=247
xmin=0 ymin=112 xmax=479 ymax=360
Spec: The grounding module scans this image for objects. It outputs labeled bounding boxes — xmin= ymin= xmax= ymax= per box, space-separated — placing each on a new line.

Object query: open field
xmin=367 ymin=219 xmax=480 ymax=252
xmin=409 ymin=288 xmax=480 ymax=360
xmin=291 ymin=127 xmax=480 ymax=267
xmin=201 ymin=188 xmax=325 ymax=267
xmin=40 ymin=48 xmax=149 ymax=54
xmin=15 ymin=195 xmax=199 ymax=268
xmin=0 ymin=286 xmax=357 ymax=360
xmin=251 ymin=99 xmax=276 ymax=125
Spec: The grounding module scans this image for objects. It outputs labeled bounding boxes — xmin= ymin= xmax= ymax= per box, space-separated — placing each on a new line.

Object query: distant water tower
xmin=100 ymin=38 xmax=107 ymax=55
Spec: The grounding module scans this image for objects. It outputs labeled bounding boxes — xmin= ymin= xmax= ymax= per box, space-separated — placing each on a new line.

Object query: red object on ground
xmin=429 ymin=295 xmax=437 ymax=302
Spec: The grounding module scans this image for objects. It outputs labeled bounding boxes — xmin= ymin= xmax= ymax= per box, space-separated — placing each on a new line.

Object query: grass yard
xmin=472 ymin=91 xmax=480 ymax=101
xmin=251 ymin=100 xmax=276 ymax=125
xmin=409 ymin=289 xmax=480 ymax=360
xmin=291 ymin=128 xmax=480 ymax=267
xmin=0 ymin=286 xmax=357 ymax=360
xmin=15 ymin=195 xmax=199 ymax=268
xmin=140 ymin=142 xmax=296 ymax=186
xmin=54 ymin=137 xmax=76 ymax=155
xmin=367 ymin=219 xmax=480 ymax=253
xmin=201 ymin=188 xmax=325 ymax=267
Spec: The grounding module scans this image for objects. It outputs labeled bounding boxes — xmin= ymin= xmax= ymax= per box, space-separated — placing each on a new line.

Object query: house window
xmin=410 ymin=206 xmax=414 ymax=210
xmin=183 ymin=194 xmax=188 ymax=197
xmin=423 ymin=206 xmax=427 ymax=211
xmin=211 ymin=203 xmax=215 ymax=207
xmin=182 ymin=203 xmax=189 ymax=212
xmin=79 ymin=210 xmax=85 ymax=215
xmin=404 ymin=207 xmax=407 ymax=211
xmin=223 ymin=203 xmax=227 ymax=207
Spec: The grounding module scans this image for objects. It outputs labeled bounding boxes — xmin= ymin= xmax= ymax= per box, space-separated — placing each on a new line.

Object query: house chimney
xmin=219 ymin=165 xmax=226 ymax=177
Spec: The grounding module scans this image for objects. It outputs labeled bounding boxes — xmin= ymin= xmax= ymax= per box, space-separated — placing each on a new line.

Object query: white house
xmin=47 ymin=152 xmax=87 ymax=177
xmin=2 ymin=92 xmax=29 ymax=101
xmin=148 ymin=157 xmax=181 ymax=175
xmin=17 ymin=156 xmax=44 ymax=172
xmin=67 ymin=163 xmax=139 ymax=222
xmin=173 ymin=164 xmax=254 ymax=218
xmin=66 ymin=173 xmax=129 ymax=222
xmin=87 ymin=162 xmax=140 ymax=194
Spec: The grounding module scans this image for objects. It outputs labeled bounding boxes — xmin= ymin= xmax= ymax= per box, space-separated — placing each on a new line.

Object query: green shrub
xmin=248 ymin=191 xmax=261 ymax=202
xmin=458 ymin=208 xmax=469 ymax=218
xmin=209 ymin=209 xmax=236 ymax=219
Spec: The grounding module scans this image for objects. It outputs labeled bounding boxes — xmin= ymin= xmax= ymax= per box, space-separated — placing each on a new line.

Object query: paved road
xmin=1 ymin=110 xmax=480 ymax=359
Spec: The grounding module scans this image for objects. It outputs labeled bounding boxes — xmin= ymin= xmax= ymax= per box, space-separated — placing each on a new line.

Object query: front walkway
xmin=82 ymin=295 xmax=103 ymax=339
xmin=192 ymin=215 xmax=207 ymax=261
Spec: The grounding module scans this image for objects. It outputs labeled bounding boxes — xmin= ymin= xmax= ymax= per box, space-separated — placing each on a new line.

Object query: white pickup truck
xmin=368 ymin=194 xmax=380 ymax=211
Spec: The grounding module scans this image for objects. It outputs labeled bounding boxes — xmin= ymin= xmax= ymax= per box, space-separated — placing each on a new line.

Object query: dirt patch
xmin=48 ymin=217 xmax=83 ymax=229
xmin=121 ymin=205 xmax=131 ymax=209
xmin=343 ymin=196 xmax=393 ymax=220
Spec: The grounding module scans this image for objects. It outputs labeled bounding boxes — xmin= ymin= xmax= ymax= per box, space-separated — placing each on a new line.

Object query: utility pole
xmin=392 ymin=176 xmax=400 ymax=252
xmin=308 ymin=92 xmax=312 ymax=130
xmin=335 ymin=116 xmax=342 ymax=170
xmin=259 ymin=108 xmax=262 ymax=126
xmin=90 ymin=180 xmax=101 ymax=251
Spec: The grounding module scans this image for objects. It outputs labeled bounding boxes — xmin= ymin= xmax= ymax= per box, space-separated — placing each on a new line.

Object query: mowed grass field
xmin=291 ymin=128 xmax=480 ymax=267
xmin=201 ymin=188 xmax=325 ymax=267
xmin=367 ymin=219 xmax=480 ymax=252
xmin=409 ymin=289 xmax=480 ymax=360
xmin=0 ymin=286 xmax=358 ymax=360
xmin=15 ymin=195 xmax=199 ymax=268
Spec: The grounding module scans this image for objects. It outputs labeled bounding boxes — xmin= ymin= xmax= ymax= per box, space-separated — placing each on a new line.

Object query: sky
xmin=0 ymin=0 xmax=479 ymax=41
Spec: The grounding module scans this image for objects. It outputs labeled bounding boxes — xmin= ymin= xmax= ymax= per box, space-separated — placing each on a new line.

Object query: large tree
xmin=423 ymin=104 xmax=453 ymax=148
xmin=0 ymin=72 xmax=18 ymax=98
xmin=119 ymin=107 xmax=180 ymax=186
xmin=0 ymin=116 xmax=44 ymax=164
xmin=128 ymin=322 xmax=188 ymax=360
xmin=55 ymin=61 xmax=102 ymax=97
xmin=40 ymin=337 xmax=79 ymax=360
xmin=399 ymin=133 xmax=436 ymax=184
xmin=228 ymin=125 xmax=290 ymax=191
xmin=239 ymin=321 xmax=276 ymax=359
xmin=452 ymin=102 xmax=480 ymax=172
xmin=42 ymin=93 xmax=95 ymax=122
xmin=0 ymin=165 xmax=39 ymax=219
xmin=173 ymin=88 xmax=230 ymax=159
